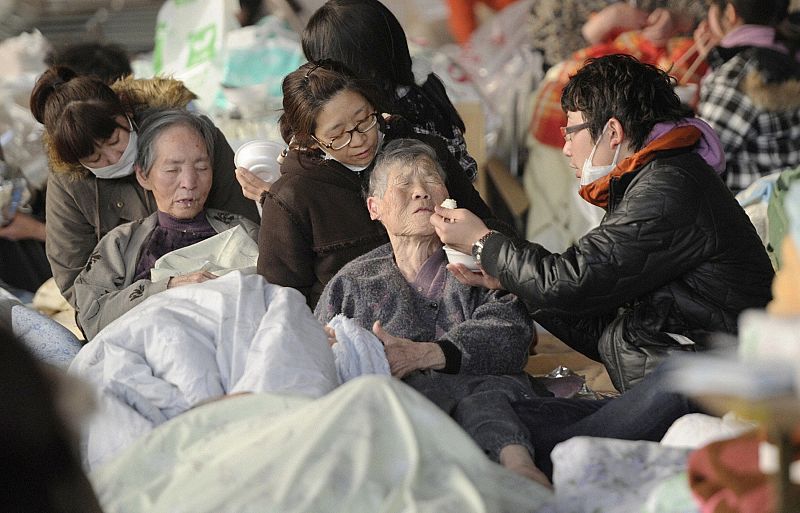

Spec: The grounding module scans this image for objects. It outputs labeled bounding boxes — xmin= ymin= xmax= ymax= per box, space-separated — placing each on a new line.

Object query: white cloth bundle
xmin=328 ymin=314 xmax=390 ymax=382
xmin=150 ymin=225 xmax=258 ymax=281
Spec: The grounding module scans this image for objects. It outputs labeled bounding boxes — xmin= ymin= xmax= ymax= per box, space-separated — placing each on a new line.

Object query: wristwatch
xmin=471 ymin=230 xmax=498 ymax=266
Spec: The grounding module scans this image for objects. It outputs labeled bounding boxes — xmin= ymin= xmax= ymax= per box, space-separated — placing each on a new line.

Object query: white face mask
xmin=83 ymin=118 xmax=138 ymax=180
xmin=322 ymin=131 xmax=385 ymax=172
xmin=580 ymin=121 xmax=621 ymax=186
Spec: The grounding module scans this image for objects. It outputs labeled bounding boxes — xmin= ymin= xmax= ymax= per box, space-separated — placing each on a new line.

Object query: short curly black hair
xmin=561 ymin=54 xmax=692 ymax=151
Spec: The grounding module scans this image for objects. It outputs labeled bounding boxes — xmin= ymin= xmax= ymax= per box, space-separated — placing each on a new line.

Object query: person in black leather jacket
xmin=432 ymin=54 xmax=774 ymax=392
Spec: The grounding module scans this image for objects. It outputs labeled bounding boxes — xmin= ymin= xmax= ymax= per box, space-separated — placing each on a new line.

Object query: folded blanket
xmin=0 ymin=287 xmax=81 ymax=369
xmin=150 ymin=225 xmax=258 ymax=281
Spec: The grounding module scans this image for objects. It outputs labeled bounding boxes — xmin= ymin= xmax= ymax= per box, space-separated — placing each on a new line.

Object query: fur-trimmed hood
xmin=743 ymin=67 xmax=800 ymax=111
xmin=710 ymin=45 xmax=800 ymax=112
xmin=45 ymin=76 xmax=197 ymax=177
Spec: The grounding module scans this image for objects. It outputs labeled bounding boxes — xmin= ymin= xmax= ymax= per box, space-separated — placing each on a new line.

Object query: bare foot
xmin=499 ymin=444 xmax=553 ymax=489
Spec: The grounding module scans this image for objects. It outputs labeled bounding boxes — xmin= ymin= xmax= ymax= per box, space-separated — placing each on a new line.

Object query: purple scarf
xmin=134 ymin=211 xmax=217 ymax=281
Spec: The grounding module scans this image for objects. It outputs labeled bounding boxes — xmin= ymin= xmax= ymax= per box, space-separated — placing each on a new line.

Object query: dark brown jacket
xmin=258 ymin=117 xmax=495 ymax=308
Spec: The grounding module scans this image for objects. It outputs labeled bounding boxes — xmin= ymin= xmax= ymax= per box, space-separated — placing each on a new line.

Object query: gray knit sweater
xmin=315 ymin=243 xmax=532 ymax=375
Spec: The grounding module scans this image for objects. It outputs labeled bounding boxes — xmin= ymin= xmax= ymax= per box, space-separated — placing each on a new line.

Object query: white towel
xmin=328 ymin=314 xmax=390 ymax=383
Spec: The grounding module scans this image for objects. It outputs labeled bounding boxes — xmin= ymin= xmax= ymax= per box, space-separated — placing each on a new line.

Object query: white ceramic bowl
xmin=443 ymin=245 xmax=480 ymax=272
xmin=234 ymin=140 xmax=284 ymax=184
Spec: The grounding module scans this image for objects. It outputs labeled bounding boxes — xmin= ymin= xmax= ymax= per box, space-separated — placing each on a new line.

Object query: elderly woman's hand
xmin=372 ymin=321 xmax=445 ymax=378
xmin=235 ymin=166 xmax=271 ymax=202
xmin=446 ymin=263 xmax=503 ymax=290
xmin=430 ymin=206 xmax=491 ymax=255
xmin=167 ymin=271 xmax=218 ymax=288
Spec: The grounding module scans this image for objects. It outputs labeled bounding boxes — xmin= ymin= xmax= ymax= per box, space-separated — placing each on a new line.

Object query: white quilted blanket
xmin=70 ymin=272 xmax=342 ymax=470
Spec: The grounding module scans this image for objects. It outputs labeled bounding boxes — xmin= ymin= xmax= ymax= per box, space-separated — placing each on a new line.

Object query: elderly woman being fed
xmin=74 ymin=110 xmax=258 ymax=340
xmin=257 ymin=60 xmax=497 ymax=308
xmin=315 ymin=139 xmax=549 ymax=486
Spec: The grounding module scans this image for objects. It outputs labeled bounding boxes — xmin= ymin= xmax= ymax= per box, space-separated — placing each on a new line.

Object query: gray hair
xmin=135 ymin=109 xmax=216 ymax=177
xmin=368 ymin=138 xmax=446 ymax=198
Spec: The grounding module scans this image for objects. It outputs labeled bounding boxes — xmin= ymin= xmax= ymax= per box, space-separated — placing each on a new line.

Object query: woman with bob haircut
xmin=257 ymin=60 xmax=495 ymax=308
xmin=235 ymin=0 xmax=477 ymax=202
xmin=29 ymin=66 xmax=257 ymax=307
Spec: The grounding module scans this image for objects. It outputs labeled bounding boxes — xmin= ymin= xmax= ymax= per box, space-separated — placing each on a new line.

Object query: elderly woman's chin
xmin=407 ymin=220 xmax=438 ymax=238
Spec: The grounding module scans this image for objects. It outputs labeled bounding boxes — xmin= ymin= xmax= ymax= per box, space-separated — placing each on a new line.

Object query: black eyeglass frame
xmin=311 ymin=112 xmax=380 ymax=151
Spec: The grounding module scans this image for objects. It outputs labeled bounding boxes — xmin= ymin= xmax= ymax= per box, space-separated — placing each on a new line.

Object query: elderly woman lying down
xmin=73 ymin=110 xmax=258 ymax=340
xmin=315 ymin=139 xmax=548 ymax=484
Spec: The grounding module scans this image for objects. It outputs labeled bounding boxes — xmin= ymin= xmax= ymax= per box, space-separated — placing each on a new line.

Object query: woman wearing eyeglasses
xmin=258 ymin=61 xmax=494 ymax=307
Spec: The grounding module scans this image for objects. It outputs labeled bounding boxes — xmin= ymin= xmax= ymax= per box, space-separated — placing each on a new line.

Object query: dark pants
xmin=405 ymin=372 xmax=539 ymax=461
xmin=513 ymin=363 xmax=699 ymax=477
xmin=0 ymin=239 xmax=51 ymax=293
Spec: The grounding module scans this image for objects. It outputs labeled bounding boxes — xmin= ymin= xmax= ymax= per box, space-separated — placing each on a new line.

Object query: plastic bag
xmin=152 ymin=0 xmax=239 ymax=112
xmin=440 ymin=0 xmax=544 ymax=163
xmin=0 ymin=161 xmax=31 ymax=226
xmin=0 ymin=30 xmax=51 ymax=191
xmin=220 ymin=16 xmax=305 ymax=119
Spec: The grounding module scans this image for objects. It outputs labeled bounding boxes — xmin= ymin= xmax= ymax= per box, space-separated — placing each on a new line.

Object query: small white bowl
xmin=234 ymin=140 xmax=284 ymax=184
xmin=443 ymin=245 xmax=480 ymax=272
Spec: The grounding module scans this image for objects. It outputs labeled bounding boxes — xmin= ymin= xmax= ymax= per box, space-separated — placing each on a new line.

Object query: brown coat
xmin=44 ymin=77 xmax=258 ymax=306
xmin=257 ymin=117 xmax=496 ymax=308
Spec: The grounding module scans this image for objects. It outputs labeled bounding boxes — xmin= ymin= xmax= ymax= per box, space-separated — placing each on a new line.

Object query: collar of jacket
xmin=280 ymin=148 xmax=368 ymax=192
xmin=579 ymin=125 xmax=702 ymax=209
xmin=708 ymin=45 xmax=757 ymax=70
xmin=710 ymin=46 xmax=800 ymax=110
xmin=741 ymin=48 xmax=800 ymax=111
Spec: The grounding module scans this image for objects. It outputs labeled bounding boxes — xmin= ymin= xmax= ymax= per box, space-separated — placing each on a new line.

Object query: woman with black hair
xmin=257 ymin=61 xmax=494 ymax=308
xmin=696 ymin=0 xmax=800 ymax=193
xmin=235 ymin=0 xmax=478 ymax=202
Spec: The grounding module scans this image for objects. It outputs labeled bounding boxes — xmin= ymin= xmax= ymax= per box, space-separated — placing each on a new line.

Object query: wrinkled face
xmin=136 ymin=124 xmax=212 ymax=219
xmin=562 ymin=111 xmax=615 ymax=179
xmin=79 ymin=115 xmax=131 ymax=168
xmin=313 ymin=90 xmax=380 ymax=167
xmin=368 ymin=158 xmax=448 ymax=238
